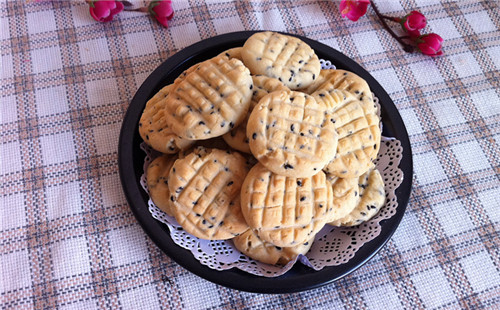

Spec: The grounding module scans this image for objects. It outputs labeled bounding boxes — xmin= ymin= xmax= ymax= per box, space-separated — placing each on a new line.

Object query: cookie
xmin=240 ymin=163 xmax=333 ymax=247
xmin=164 ymin=54 xmax=253 ymax=140
xmin=241 ymin=31 xmax=321 ymax=90
xmin=168 ymin=147 xmax=249 ymax=240
xmin=329 ymin=168 xmax=385 ymax=226
xmin=302 ymin=69 xmax=372 ymax=102
xmin=309 ymin=69 xmax=377 ymax=121
xmin=218 ymin=47 xmax=243 ymax=61
xmin=139 ymin=85 xmax=195 ymax=153
xmin=325 ymin=175 xmax=359 ymax=223
xmin=247 ymin=90 xmax=338 ymax=178
xmin=146 ymin=154 xmax=177 ymax=217
xmin=233 ymin=229 xmax=313 ymax=265
xmin=223 ymin=75 xmax=289 ymax=153
xmin=312 ymin=89 xmax=380 ymax=178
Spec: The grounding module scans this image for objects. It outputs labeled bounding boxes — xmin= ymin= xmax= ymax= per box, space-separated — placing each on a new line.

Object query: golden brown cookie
xmin=247 ymin=90 xmax=338 ymax=178
xmin=223 ymin=75 xmax=289 ymax=153
xmin=233 ymin=229 xmax=313 ymax=265
xmin=329 ymin=168 xmax=385 ymax=226
xmin=146 ymin=155 xmax=177 ymax=216
xmin=139 ymin=85 xmax=195 ymax=153
xmin=241 ymin=31 xmax=321 ymax=90
xmin=240 ymin=163 xmax=334 ymax=247
xmin=325 ymin=174 xmax=359 ymax=223
xmin=164 ymin=54 xmax=253 ymax=140
xmin=313 ymin=90 xmax=380 ymax=178
xmin=168 ymin=147 xmax=249 ymax=240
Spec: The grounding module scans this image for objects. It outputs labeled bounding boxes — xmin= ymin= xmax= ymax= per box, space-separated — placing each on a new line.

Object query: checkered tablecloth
xmin=1 ymin=0 xmax=499 ymax=309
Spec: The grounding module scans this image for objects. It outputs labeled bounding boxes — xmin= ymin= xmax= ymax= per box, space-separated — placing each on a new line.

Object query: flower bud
xmin=401 ymin=11 xmax=426 ymax=32
xmin=149 ymin=0 xmax=174 ymax=28
xmin=88 ymin=0 xmax=124 ymax=23
xmin=339 ymin=0 xmax=370 ymax=22
xmin=416 ymin=33 xmax=443 ymax=57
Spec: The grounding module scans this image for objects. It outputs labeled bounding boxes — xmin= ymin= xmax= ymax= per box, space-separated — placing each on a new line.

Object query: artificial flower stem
xmin=125 ymin=6 xmax=148 ymax=12
xmin=379 ymin=14 xmax=400 ymax=22
xmin=370 ymin=1 xmax=415 ymax=53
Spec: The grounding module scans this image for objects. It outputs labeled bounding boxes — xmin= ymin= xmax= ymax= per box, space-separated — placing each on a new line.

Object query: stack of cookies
xmin=141 ymin=31 xmax=386 ymax=266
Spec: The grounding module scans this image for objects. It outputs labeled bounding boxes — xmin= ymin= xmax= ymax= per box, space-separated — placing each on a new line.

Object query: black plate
xmin=118 ymin=31 xmax=413 ymax=294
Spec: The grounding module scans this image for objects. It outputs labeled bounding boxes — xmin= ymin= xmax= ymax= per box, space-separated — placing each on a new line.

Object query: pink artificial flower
xmin=89 ymin=0 xmax=124 ymax=23
xmin=148 ymin=0 xmax=174 ymax=28
xmin=415 ymin=33 xmax=444 ymax=57
xmin=401 ymin=11 xmax=426 ymax=36
xmin=339 ymin=0 xmax=370 ymax=22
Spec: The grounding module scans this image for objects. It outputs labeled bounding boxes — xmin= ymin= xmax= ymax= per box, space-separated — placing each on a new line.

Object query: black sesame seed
xmin=319 ymin=93 xmax=325 ymax=97
xmin=229 ymin=122 xmax=234 ymax=128
xmin=299 ymin=60 xmax=304 ymax=64
xmin=227 ymin=181 xmax=234 ymax=186
xmin=146 ymin=135 xmax=149 ymax=140
xmin=300 ymin=132 xmax=304 ymax=136
xmin=250 ymin=84 xmax=253 ymax=90
xmin=275 ymin=246 xmax=282 ymax=250
xmin=300 ymin=196 xmax=306 ymax=201
xmin=224 ymin=167 xmax=229 ymax=172
xmin=170 ymin=195 xmax=174 ymax=201
xmin=291 ymin=124 xmax=295 ymax=132
xmin=193 ymin=201 xmax=197 ymax=205
xmin=297 ymin=180 xmax=302 ymax=186
xmin=199 ymin=121 xmax=205 ymax=126
xmin=252 ymin=133 xmax=257 ymax=139
xmin=256 ymin=57 xmax=262 ymax=60
xmin=139 ymin=122 xmax=142 ymax=127
xmin=176 ymin=187 xmax=183 ymax=193
xmin=319 ymin=204 xmax=323 ymax=208
xmin=284 ymin=163 xmax=294 ymax=169
xmin=312 ymin=74 xmax=316 ymax=80
xmin=225 ymin=52 xmax=230 ymax=57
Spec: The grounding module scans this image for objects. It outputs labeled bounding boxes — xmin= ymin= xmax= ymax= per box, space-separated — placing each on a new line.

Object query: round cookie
xmin=247 ymin=90 xmax=338 ymax=178
xmin=164 ymin=54 xmax=253 ymax=140
xmin=325 ymin=174 xmax=359 ymax=223
xmin=241 ymin=31 xmax=321 ymax=90
xmin=168 ymin=147 xmax=249 ymax=240
xmin=223 ymin=75 xmax=289 ymax=153
xmin=329 ymin=168 xmax=385 ymax=226
xmin=139 ymin=85 xmax=195 ymax=153
xmin=240 ymin=163 xmax=334 ymax=247
xmin=314 ymin=90 xmax=381 ymax=178
xmin=233 ymin=229 xmax=313 ymax=265
xmin=146 ymin=155 xmax=177 ymax=216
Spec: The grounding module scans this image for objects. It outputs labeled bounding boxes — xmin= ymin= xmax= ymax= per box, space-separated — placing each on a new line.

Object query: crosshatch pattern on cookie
xmin=223 ymin=75 xmax=289 ymax=153
xmin=168 ymin=147 xmax=249 ymax=240
xmin=247 ymin=91 xmax=338 ymax=177
xmin=329 ymin=168 xmax=385 ymax=227
xmin=139 ymin=85 xmax=195 ymax=153
xmin=164 ymin=54 xmax=253 ymax=140
xmin=241 ymin=163 xmax=333 ymax=247
xmin=241 ymin=31 xmax=321 ymax=90
xmin=313 ymin=91 xmax=381 ymax=178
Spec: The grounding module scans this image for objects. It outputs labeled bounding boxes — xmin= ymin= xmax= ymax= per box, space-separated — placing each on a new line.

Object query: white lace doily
xmin=140 ymin=61 xmax=404 ymax=277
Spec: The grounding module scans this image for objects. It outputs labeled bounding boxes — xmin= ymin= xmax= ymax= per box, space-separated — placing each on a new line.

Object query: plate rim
xmin=118 ymin=30 xmax=413 ymax=294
